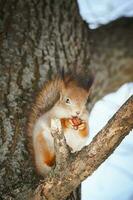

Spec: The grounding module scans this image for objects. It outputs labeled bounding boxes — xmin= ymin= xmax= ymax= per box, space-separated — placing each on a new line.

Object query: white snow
xmin=82 ymin=83 xmax=133 ymax=200
xmin=77 ymin=0 xmax=133 ymax=29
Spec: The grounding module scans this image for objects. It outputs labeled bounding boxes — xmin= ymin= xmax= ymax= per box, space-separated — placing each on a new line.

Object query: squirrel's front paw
xmin=69 ymin=117 xmax=82 ymax=130
xmin=68 ymin=119 xmax=77 ymax=129
xmin=61 ymin=118 xmax=86 ymax=131
xmin=78 ymin=121 xmax=86 ymax=130
xmin=61 ymin=118 xmax=75 ymax=129
xmin=70 ymin=118 xmax=86 ymax=131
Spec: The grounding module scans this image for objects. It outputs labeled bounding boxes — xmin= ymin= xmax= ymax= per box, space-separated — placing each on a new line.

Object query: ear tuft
xmin=59 ymin=67 xmax=72 ymax=86
xmin=60 ymin=67 xmax=65 ymax=81
xmin=87 ymin=75 xmax=94 ymax=90
xmin=75 ymin=73 xmax=94 ymax=92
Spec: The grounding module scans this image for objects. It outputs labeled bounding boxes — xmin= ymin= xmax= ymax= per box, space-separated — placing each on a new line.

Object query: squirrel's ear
xmin=85 ymin=75 xmax=94 ymax=96
xmin=60 ymin=67 xmax=65 ymax=80
xmin=60 ymin=67 xmax=72 ymax=87
xmin=87 ymin=75 xmax=94 ymax=91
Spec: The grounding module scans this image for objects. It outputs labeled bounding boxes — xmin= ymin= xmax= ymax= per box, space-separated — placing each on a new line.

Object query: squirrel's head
xmin=56 ymin=73 xmax=94 ymax=118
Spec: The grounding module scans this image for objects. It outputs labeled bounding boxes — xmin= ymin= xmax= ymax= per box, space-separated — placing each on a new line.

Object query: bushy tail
xmin=27 ymin=76 xmax=62 ymax=156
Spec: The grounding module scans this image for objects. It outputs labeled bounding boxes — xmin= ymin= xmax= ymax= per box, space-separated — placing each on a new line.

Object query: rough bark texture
xmin=33 ymin=96 xmax=133 ymax=200
xmin=0 ymin=0 xmax=133 ymax=199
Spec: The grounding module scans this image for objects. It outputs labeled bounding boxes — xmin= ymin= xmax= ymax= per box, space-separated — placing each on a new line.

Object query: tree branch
xmin=34 ymin=95 xmax=133 ymax=200
xmin=51 ymin=118 xmax=70 ymax=169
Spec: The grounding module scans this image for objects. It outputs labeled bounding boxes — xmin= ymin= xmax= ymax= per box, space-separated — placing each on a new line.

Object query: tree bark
xmin=0 ymin=0 xmax=133 ymax=199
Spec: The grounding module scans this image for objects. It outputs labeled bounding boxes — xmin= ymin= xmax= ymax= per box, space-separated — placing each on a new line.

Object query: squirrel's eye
xmin=66 ymin=98 xmax=71 ymax=104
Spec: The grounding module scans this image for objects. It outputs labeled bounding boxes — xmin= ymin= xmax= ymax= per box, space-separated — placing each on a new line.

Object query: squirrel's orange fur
xmin=27 ymin=73 xmax=93 ymax=176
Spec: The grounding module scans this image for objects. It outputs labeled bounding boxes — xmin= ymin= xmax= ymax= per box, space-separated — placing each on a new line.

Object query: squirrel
xmin=27 ymin=72 xmax=93 ymax=176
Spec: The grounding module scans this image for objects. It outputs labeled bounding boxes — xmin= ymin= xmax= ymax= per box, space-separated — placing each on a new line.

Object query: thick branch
xmin=34 ymin=95 xmax=133 ymax=200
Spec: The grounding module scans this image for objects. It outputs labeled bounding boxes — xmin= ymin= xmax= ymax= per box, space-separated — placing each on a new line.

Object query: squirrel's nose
xmin=76 ymin=111 xmax=80 ymax=115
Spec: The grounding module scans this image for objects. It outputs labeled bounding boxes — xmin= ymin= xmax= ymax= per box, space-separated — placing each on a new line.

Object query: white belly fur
xmin=64 ymin=128 xmax=88 ymax=153
xmin=33 ymin=116 xmax=88 ymax=154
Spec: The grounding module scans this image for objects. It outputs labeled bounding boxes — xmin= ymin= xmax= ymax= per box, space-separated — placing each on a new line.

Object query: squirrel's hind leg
xmin=33 ymin=131 xmax=55 ymax=176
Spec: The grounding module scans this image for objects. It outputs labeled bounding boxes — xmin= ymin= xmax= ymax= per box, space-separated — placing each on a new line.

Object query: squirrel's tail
xmin=27 ymin=76 xmax=62 ymax=158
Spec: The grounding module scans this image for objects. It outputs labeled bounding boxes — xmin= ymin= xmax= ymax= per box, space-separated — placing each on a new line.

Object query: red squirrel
xmin=27 ymin=72 xmax=93 ymax=176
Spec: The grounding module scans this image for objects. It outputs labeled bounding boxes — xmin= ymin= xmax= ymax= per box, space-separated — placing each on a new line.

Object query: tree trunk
xmin=0 ymin=0 xmax=133 ymax=199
